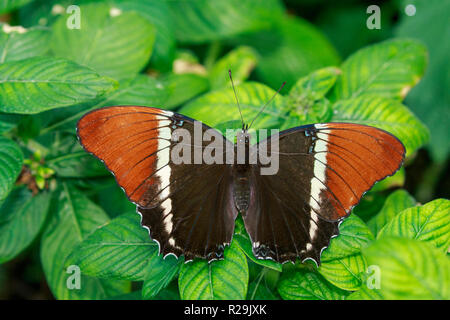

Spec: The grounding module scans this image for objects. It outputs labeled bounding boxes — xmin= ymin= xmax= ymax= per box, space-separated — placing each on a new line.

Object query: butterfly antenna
xmin=228 ymin=69 xmax=245 ymax=130
xmin=248 ymin=81 xmax=286 ymax=130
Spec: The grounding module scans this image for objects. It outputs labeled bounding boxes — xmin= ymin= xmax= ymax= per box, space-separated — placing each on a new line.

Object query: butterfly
xmin=76 ymin=78 xmax=405 ymax=265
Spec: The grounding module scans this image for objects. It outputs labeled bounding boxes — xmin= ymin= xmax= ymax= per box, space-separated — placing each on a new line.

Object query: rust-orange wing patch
xmin=77 ymin=106 xmax=173 ymax=206
xmin=314 ymin=123 xmax=405 ymax=220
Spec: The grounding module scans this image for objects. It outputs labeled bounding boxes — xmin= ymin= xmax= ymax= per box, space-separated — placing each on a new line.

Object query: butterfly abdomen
xmin=232 ymin=164 xmax=252 ymax=213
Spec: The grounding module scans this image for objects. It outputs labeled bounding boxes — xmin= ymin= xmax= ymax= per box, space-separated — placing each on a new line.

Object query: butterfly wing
xmin=243 ymin=122 xmax=405 ymax=264
xmin=77 ymin=106 xmax=237 ymax=261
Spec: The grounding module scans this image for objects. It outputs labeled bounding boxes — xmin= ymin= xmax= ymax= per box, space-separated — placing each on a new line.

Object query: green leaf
xmin=0 ymin=24 xmax=50 ymax=63
xmin=40 ymin=75 xmax=168 ymax=134
xmin=178 ymin=241 xmax=248 ymax=300
xmin=321 ymin=215 xmax=374 ymax=262
xmin=142 ymin=254 xmax=182 ymax=300
xmin=153 ymin=281 xmax=181 ymax=300
xmin=109 ymin=290 xmax=142 ymax=300
xmin=110 ymin=0 xmax=175 ymax=71
xmin=352 ymin=191 xmax=388 ymax=222
xmin=362 ymin=237 xmax=450 ymax=299
xmin=0 ymin=137 xmax=23 ymax=201
xmin=367 ymin=189 xmax=416 ymax=235
xmin=0 ymin=187 xmax=50 ymax=263
xmin=377 ymin=199 xmax=450 ymax=252
xmin=370 ymin=167 xmax=405 ymax=192
xmin=180 ymin=82 xmax=287 ymax=130
xmin=346 ymin=286 xmax=384 ymax=300
xmin=318 ymin=215 xmax=374 ymax=290
xmin=160 ymin=73 xmax=209 ymax=109
xmin=318 ymin=254 xmax=367 ymax=291
xmin=284 ymin=67 xmax=341 ymax=126
xmin=19 ymin=0 xmax=174 ymax=70
xmin=278 ymin=269 xmax=348 ymax=300
xmin=247 ymin=282 xmax=278 ymax=300
xmin=51 ymin=3 xmax=155 ymax=79
xmin=0 ymin=113 xmax=22 ymax=133
xmin=0 ymin=57 xmax=116 ymax=114
xmin=247 ymin=269 xmax=279 ymax=300
xmin=244 ymin=16 xmax=340 ymax=90
xmin=47 ymin=151 xmax=108 ymax=178
xmin=17 ymin=114 xmax=41 ymax=141
xmin=331 ymin=94 xmax=429 ymax=157
xmin=330 ymin=39 xmax=427 ymax=101
xmin=68 ymin=212 xmax=158 ymax=281
xmin=395 ymin=0 xmax=450 ymax=161
xmin=105 ymin=75 xmax=168 ymax=106
xmin=166 ymin=0 xmax=283 ymax=43
xmin=289 ymin=67 xmax=341 ymax=101
xmin=318 ymin=5 xmax=392 ymax=59
xmin=40 ymin=184 xmax=129 ymax=299
xmin=0 ymin=0 xmax=32 ymax=13
xmin=96 ymin=183 xmax=135 ymax=219
xmin=209 ymin=46 xmax=258 ymax=89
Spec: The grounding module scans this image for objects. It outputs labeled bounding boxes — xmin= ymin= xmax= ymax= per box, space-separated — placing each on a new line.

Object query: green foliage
xmin=108 ymin=0 xmax=175 ymax=71
xmin=330 ymin=39 xmax=427 ymax=101
xmin=165 ymin=0 xmax=284 ymax=43
xmin=0 ymin=57 xmax=116 ymax=114
xmin=284 ymin=67 xmax=339 ymax=126
xmin=40 ymin=184 xmax=130 ymax=299
xmin=0 ymin=24 xmax=50 ymax=63
xmin=318 ymin=215 xmax=374 ymax=291
xmin=0 ymin=0 xmax=446 ymax=301
xmin=67 ymin=212 xmax=158 ymax=281
xmin=377 ymin=199 xmax=450 ymax=251
xmin=362 ymin=237 xmax=450 ymax=300
xmin=160 ymin=73 xmax=209 ymax=109
xmin=51 ymin=3 xmax=155 ymax=79
xmin=0 ymin=187 xmax=50 ymax=263
xmin=331 ymin=95 xmax=429 ymax=157
xmin=278 ymin=269 xmax=348 ymax=300
xmin=142 ymin=254 xmax=181 ymax=300
xmin=180 ymin=81 xmax=287 ymax=130
xmin=239 ymin=16 xmax=341 ymax=90
xmin=395 ymin=0 xmax=450 ymax=161
xmin=0 ymin=137 xmax=23 ymax=201
xmin=367 ymin=189 xmax=416 ymax=235
xmin=246 ymin=268 xmax=279 ymax=300
xmin=209 ymin=46 xmax=258 ymax=89
xmin=178 ymin=241 xmax=249 ymax=300
xmin=0 ymin=0 xmax=32 ymax=14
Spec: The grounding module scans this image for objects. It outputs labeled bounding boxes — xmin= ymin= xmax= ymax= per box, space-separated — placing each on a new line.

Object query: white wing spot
xmin=307 ymin=125 xmax=329 ymax=247
xmin=156 ymin=125 xmax=173 ymax=236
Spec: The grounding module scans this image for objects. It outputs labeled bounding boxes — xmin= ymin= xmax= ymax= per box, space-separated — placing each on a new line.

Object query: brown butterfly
xmin=77 ymin=103 xmax=404 ymax=264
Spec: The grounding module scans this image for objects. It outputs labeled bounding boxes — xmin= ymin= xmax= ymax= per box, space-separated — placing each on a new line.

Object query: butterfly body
xmin=77 ymin=106 xmax=405 ymax=264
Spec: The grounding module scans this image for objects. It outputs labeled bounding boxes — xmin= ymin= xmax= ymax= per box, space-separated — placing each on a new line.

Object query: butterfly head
xmin=237 ymin=126 xmax=251 ymax=146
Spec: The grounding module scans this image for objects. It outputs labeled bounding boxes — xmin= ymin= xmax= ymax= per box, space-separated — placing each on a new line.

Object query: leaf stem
xmin=204 ymin=41 xmax=222 ymax=70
